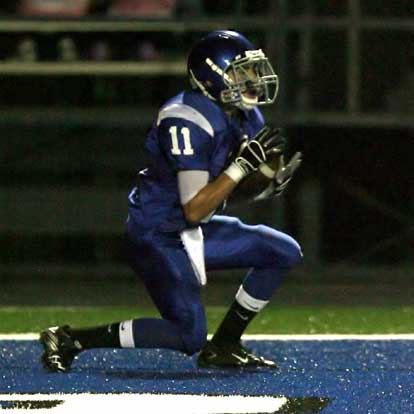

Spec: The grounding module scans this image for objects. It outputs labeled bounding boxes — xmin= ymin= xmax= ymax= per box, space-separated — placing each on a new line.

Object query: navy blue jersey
xmin=128 ymin=89 xmax=264 ymax=234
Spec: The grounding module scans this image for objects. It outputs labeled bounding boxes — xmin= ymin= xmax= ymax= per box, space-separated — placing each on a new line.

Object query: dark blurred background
xmin=1 ymin=0 xmax=413 ymax=306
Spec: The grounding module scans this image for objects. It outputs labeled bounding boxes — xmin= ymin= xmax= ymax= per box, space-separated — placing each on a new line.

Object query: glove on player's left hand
xmin=254 ymin=125 xmax=286 ymax=157
xmin=224 ymin=125 xmax=287 ymax=184
xmin=224 ymin=137 xmax=267 ymax=183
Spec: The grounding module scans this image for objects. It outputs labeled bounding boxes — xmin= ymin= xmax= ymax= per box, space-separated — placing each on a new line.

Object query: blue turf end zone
xmin=1 ymin=339 xmax=413 ymax=413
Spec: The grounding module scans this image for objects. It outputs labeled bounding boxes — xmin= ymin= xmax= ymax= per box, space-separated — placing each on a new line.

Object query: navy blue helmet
xmin=187 ymin=30 xmax=279 ymax=110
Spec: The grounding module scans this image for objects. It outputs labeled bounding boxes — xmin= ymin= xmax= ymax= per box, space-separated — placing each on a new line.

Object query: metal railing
xmin=0 ymin=1 xmax=412 ymax=128
xmin=0 ymin=61 xmax=186 ymax=76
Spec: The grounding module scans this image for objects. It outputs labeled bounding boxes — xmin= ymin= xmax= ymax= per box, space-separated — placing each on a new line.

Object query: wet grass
xmin=1 ymin=305 xmax=413 ymax=334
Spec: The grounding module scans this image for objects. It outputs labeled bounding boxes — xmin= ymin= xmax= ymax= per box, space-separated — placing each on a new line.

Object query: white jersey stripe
xmin=156 ymin=103 xmax=214 ymax=137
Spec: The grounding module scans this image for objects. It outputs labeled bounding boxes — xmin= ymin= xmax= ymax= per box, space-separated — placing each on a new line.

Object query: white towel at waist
xmin=180 ymin=226 xmax=207 ymax=286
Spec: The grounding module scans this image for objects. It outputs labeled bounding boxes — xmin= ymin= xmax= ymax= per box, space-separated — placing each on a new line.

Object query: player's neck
xmin=224 ymin=106 xmax=243 ymax=120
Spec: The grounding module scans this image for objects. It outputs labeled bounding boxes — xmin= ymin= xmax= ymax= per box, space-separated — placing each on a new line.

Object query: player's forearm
xmin=183 ymin=173 xmax=237 ymax=224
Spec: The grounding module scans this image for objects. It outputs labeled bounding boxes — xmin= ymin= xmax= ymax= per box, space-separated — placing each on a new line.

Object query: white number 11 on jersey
xmin=169 ymin=126 xmax=194 ymax=156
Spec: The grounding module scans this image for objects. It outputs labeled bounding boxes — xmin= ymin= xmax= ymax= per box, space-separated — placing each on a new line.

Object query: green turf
xmin=1 ymin=305 xmax=413 ymax=334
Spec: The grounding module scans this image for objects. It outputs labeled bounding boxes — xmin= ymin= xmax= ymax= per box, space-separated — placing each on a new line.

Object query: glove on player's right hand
xmin=254 ymin=151 xmax=303 ymax=200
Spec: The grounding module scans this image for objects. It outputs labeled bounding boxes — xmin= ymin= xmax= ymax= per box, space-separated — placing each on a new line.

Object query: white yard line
xmin=0 ymin=333 xmax=39 ymax=340
xmin=1 ymin=333 xmax=414 ymax=341
xmin=0 ymin=393 xmax=288 ymax=414
xmin=242 ymin=334 xmax=414 ymax=341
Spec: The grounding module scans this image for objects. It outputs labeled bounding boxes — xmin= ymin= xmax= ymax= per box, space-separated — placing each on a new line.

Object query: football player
xmin=40 ymin=30 xmax=302 ymax=372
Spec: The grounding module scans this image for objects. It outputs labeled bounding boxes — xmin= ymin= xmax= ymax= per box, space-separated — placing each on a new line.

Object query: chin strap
xmin=233 ymin=99 xmax=258 ymax=111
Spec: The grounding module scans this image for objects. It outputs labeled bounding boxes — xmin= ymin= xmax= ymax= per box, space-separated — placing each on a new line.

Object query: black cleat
xmin=197 ymin=341 xmax=277 ymax=369
xmin=40 ymin=325 xmax=82 ymax=372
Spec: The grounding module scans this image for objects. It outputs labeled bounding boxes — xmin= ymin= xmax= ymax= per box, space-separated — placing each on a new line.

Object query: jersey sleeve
xmin=158 ymin=118 xmax=214 ymax=172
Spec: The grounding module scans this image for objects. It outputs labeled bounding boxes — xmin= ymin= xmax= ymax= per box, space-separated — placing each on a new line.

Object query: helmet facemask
xmin=220 ymin=50 xmax=279 ymax=110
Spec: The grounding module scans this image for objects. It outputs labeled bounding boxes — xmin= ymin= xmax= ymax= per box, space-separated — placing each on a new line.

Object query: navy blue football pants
xmin=126 ymin=215 xmax=302 ymax=355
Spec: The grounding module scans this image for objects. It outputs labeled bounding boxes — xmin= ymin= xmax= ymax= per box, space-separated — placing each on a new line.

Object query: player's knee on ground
xmin=181 ymin=326 xmax=208 ymax=355
xmin=170 ymin=304 xmax=208 ymax=355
